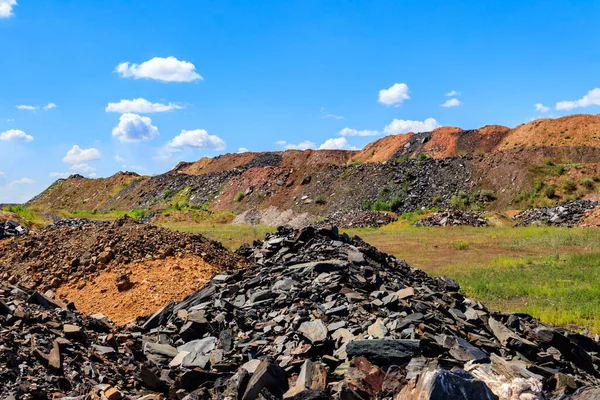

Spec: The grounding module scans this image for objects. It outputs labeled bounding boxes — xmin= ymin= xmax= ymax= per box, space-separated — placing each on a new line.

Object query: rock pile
xmin=0 ymin=216 xmax=245 ymax=294
xmin=0 ymin=220 xmax=29 ymax=240
xmin=44 ymin=217 xmax=109 ymax=229
xmin=4 ymin=225 xmax=600 ymax=399
xmin=133 ymin=226 xmax=600 ymax=399
xmin=321 ymin=210 xmax=397 ymax=228
xmin=0 ymin=284 xmax=150 ymax=399
xmin=514 ymin=200 xmax=600 ymax=227
xmin=414 ymin=210 xmax=488 ymax=227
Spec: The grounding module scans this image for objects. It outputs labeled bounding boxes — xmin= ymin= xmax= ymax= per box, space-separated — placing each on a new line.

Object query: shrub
xmin=234 ymin=192 xmax=245 ymax=202
xmin=371 ymin=200 xmax=391 ymax=211
xmin=544 ymin=157 xmax=555 ymax=166
xmin=389 ymin=197 xmax=402 ymax=212
xmin=580 ymin=178 xmax=595 ymax=190
xmin=361 ymin=200 xmax=372 ymax=210
xmin=418 ymin=153 xmax=428 ymax=160
xmin=556 ymin=165 xmax=566 ymax=175
xmin=545 ymin=186 xmax=556 ymax=199
xmin=453 ymin=240 xmax=469 ymax=250
xmin=432 ymin=195 xmax=442 ymax=204
xmin=163 ymin=189 xmax=172 ymax=199
xmin=130 ymin=208 xmax=146 ymax=220
xmin=563 ymin=179 xmax=577 ymax=193
xmin=479 ymin=189 xmax=496 ymax=202
xmin=594 ymin=176 xmax=600 ymax=183
xmin=404 ymin=171 xmax=415 ymax=180
xmin=380 ymin=185 xmax=391 ymax=196
xmin=315 ymin=195 xmax=326 ymax=205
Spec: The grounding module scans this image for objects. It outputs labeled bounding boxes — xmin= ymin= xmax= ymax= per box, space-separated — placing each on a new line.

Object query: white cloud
xmin=129 ymin=165 xmax=146 ymax=172
xmin=535 ymin=103 xmax=550 ymax=113
xmin=277 ymin=140 xmax=316 ymax=150
xmin=556 ymin=88 xmax=600 ymax=110
xmin=43 ymin=103 xmax=57 ymax=110
xmin=0 ymin=171 xmax=4 ymax=176
xmin=8 ymin=177 xmax=34 ymax=188
xmin=168 ymin=129 xmax=226 ymax=150
xmin=114 ymin=155 xmax=125 ymax=163
xmin=70 ymin=163 xmax=96 ymax=173
xmin=62 ymin=145 xmax=101 ymax=163
xmin=16 ymin=104 xmax=37 ymax=110
xmin=238 ymin=147 xmax=249 ymax=153
xmin=49 ymin=172 xmax=71 ymax=179
xmin=0 ymin=129 xmax=33 ymax=141
xmin=339 ymin=127 xmax=379 ymax=137
xmin=383 ymin=118 xmax=439 ymax=135
xmin=0 ymin=0 xmax=17 ymax=18
xmin=441 ymin=98 xmax=462 ymax=107
xmin=112 ymin=113 xmax=159 ymax=142
xmin=106 ymin=98 xmax=183 ymax=113
xmin=378 ymin=83 xmax=410 ymax=106
xmin=318 ymin=137 xmax=357 ymax=150
xmin=445 ymin=90 xmax=460 ymax=97
xmin=320 ymin=107 xmax=344 ymax=120
xmin=88 ymin=173 xmax=97 ymax=178
xmin=115 ymin=56 xmax=203 ymax=82
xmin=6 ymin=118 xmax=14 ymax=122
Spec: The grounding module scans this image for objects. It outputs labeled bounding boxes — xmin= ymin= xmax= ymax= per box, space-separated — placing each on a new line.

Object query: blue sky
xmin=1 ymin=0 xmax=600 ymax=202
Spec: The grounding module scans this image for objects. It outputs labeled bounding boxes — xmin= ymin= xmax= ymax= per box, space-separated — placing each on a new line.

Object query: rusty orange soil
xmin=56 ymin=255 xmax=219 ymax=324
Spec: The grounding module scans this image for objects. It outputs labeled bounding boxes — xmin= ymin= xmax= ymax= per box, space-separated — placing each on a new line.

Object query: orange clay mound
xmin=56 ymin=255 xmax=219 ymax=324
xmin=350 ymin=133 xmax=414 ymax=163
xmin=499 ymin=114 xmax=600 ymax=150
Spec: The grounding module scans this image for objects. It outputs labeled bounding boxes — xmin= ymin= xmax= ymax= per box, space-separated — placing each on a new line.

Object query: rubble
xmin=44 ymin=218 xmax=109 ymax=229
xmin=3 ymin=225 xmax=600 ymax=399
xmin=0 ymin=219 xmax=29 ymax=239
xmin=414 ymin=209 xmax=488 ymax=227
xmin=320 ymin=210 xmax=397 ymax=228
xmin=513 ymin=200 xmax=600 ymax=227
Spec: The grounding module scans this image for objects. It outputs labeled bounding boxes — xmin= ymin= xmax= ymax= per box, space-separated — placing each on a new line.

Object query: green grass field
xmin=163 ymin=221 xmax=600 ymax=331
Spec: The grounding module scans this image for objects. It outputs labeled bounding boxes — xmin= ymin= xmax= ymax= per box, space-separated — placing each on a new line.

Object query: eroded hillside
xmin=27 ymin=114 xmax=600 ymax=218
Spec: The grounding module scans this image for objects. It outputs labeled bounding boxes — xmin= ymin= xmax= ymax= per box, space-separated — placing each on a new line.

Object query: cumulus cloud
xmin=238 ymin=147 xmax=249 ymax=153
xmin=49 ymin=172 xmax=71 ymax=179
xmin=62 ymin=145 xmax=101 ymax=163
xmin=383 ymin=118 xmax=439 ymax=135
xmin=16 ymin=104 xmax=37 ymax=110
xmin=320 ymin=107 xmax=344 ymax=120
xmin=43 ymin=103 xmax=57 ymax=110
xmin=112 ymin=113 xmax=159 ymax=142
xmin=0 ymin=0 xmax=17 ymax=18
xmin=277 ymin=140 xmax=316 ymax=150
xmin=70 ymin=163 xmax=96 ymax=173
xmin=535 ymin=103 xmax=550 ymax=113
xmin=6 ymin=118 xmax=14 ymax=122
xmin=168 ymin=129 xmax=226 ymax=150
xmin=0 ymin=171 xmax=4 ymax=176
xmin=106 ymin=98 xmax=183 ymax=113
xmin=441 ymin=98 xmax=462 ymax=107
xmin=556 ymin=88 xmax=600 ymax=110
xmin=115 ymin=56 xmax=203 ymax=82
xmin=114 ymin=155 xmax=125 ymax=164
xmin=378 ymin=83 xmax=410 ymax=106
xmin=445 ymin=90 xmax=460 ymax=97
xmin=318 ymin=137 xmax=357 ymax=150
xmin=0 ymin=129 xmax=33 ymax=141
xmin=339 ymin=127 xmax=379 ymax=137
xmin=8 ymin=177 xmax=34 ymax=188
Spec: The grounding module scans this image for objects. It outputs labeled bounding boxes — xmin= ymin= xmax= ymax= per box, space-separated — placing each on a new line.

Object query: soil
xmin=56 ymin=255 xmax=219 ymax=324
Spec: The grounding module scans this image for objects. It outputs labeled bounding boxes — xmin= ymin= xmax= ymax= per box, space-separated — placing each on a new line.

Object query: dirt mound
xmin=28 ymin=171 xmax=144 ymax=212
xmin=0 ymin=216 xmax=246 ymax=295
xmin=580 ymin=206 xmax=600 ymax=227
xmin=321 ymin=209 xmax=397 ymax=228
xmin=351 ymin=133 xmax=414 ymax=163
xmin=414 ymin=209 xmax=488 ymax=227
xmin=232 ymin=206 xmax=313 ymax=228
xmin=499 ymin=114 xmax=600 ymax=150
xmin=56 ymin=255 xmax=219 ymax=324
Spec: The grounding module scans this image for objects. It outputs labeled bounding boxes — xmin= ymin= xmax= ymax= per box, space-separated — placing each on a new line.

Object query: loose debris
xmin=3 ymin=226 xmax=600 ymax=399
xmin=0 ymin=216 xmax=246 ymax=295
xmin=513 ymin=200 xmax=600 ymax=227
xmin=45 ymin=218 xmax=109 ymax=229
xmin=414 ymin=210 xmax=488 ymax=227
xmin=0 ymin=220 xmax=29 ymax=240
xmin=320 ymin=210 xmax=397 ymax=228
